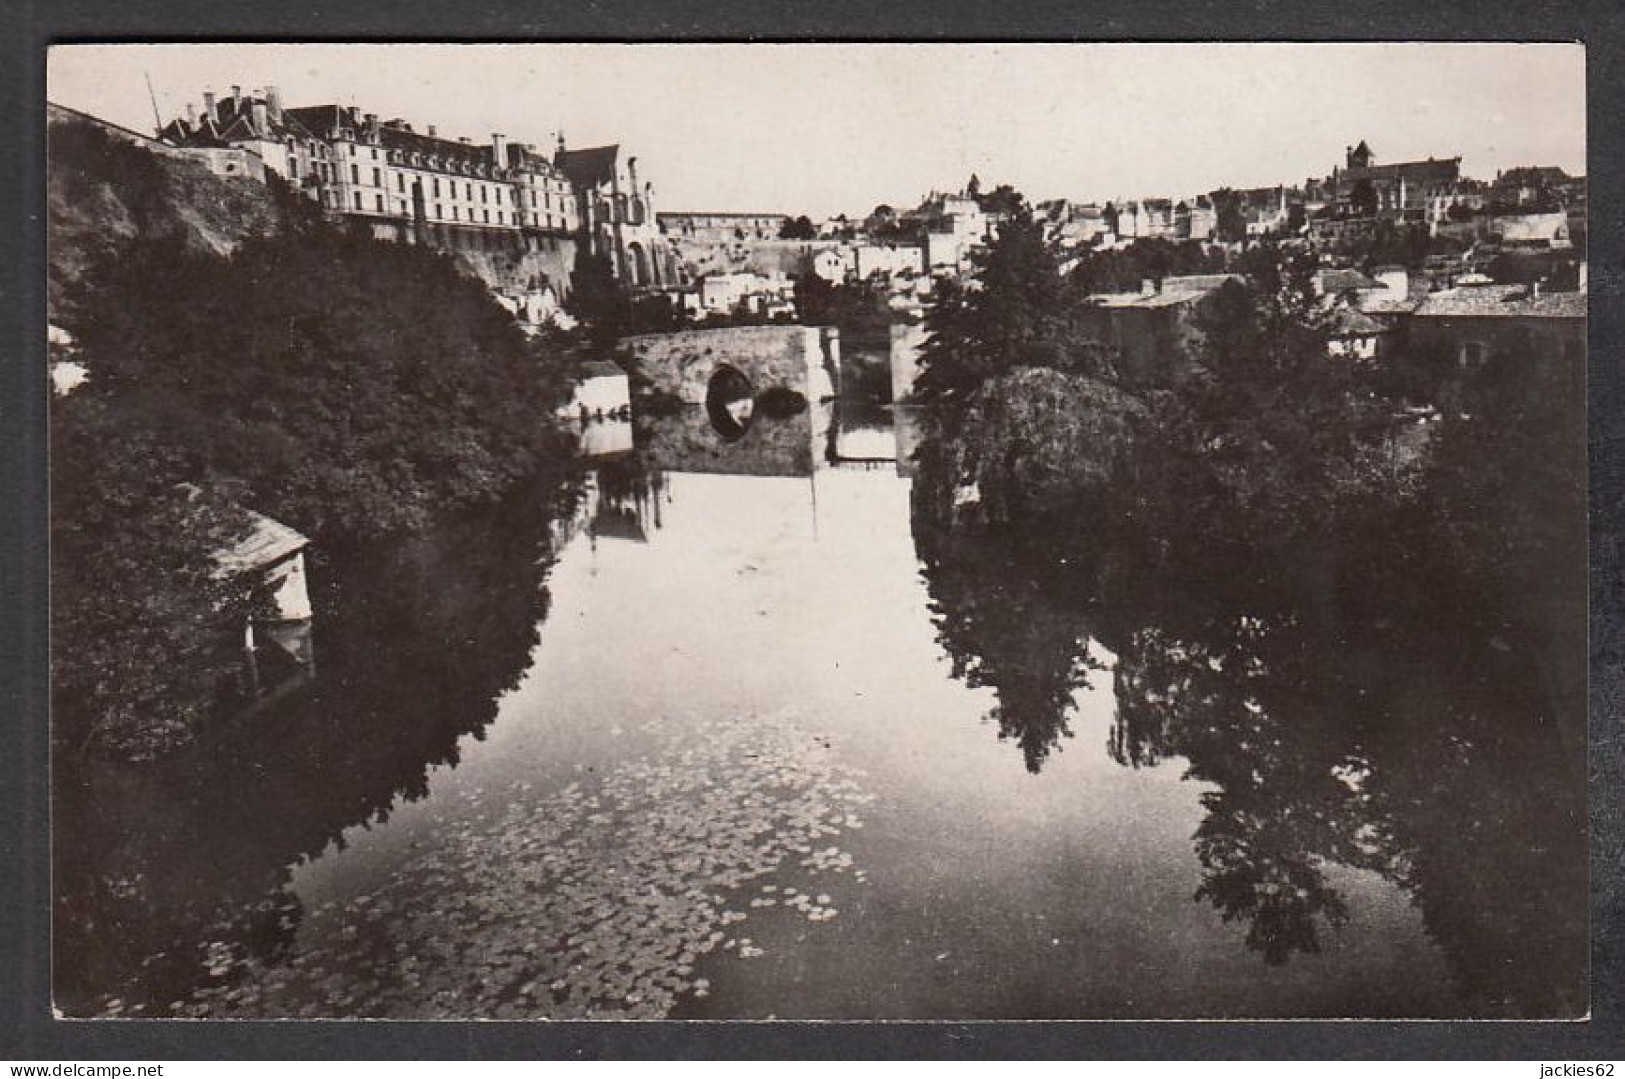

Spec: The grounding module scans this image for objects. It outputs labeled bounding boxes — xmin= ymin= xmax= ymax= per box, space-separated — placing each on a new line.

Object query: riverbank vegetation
xmin=908 ymin=201 xmax=1586 ymax=1002
xmin=50 ymin=125 xmax=580 ymax=760
xmin=912 ymin=201 xmax=1581 ymax=579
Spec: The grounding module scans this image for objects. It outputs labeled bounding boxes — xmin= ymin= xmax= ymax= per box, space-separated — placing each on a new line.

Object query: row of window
xmin=335 ymin=188 xmax=567 ymax=231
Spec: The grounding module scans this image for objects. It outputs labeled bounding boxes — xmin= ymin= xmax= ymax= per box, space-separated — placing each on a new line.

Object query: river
xmin=53 ymin=397 xmax=1587 ymax=1021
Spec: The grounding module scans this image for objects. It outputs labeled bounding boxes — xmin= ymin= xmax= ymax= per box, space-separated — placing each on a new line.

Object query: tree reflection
xmin=910 ymin=378 xmax=1586 ymax=1013
xmin=53 ymin=473 xmax=580 ymax=1015
xmin=912 ymin=521 xmax=1107 ymax=773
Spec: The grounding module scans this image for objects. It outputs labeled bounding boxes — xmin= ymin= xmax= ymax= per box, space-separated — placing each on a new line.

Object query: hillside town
xmin=136 ymin=85 xmax=1585 ymax=357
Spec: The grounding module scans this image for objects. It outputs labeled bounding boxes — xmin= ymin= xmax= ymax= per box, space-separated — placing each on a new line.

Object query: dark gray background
xmin=3 ymin=0 xmax=1621 ymax=1059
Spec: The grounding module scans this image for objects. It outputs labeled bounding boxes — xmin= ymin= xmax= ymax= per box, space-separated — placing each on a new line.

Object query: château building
xmin=159 ymin=86 xmax=671 ymax=289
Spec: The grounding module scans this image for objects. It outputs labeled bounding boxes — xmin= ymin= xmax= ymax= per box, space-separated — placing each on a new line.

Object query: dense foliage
xmin=909 ymin=219 xmax=1585 ymax=1001
xmin=61 ymin=228 xmax=576 ymax=545
xmin=914 ymin=222 xmax=1404 ymax=550
xmin=777 ymin=215 xmax=817 ymax=240
xmin=53 ymin=180 xmax=579 ymax=758
xmin=912 ymin=207 xmax=1117 ymax=421
xmin=1067 ymin=237 xmax=1226 ymax=295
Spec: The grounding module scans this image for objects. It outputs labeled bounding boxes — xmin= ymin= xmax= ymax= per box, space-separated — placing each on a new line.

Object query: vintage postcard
xmin=45 ymin=42 xmax=1588 ymax=1021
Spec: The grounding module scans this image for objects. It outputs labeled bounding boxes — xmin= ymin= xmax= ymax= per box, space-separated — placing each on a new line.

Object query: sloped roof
xmin=1356 ymin=293 xmax=1423 ymax=315
xmin=164 ymin=97 xmax=321 ymax=148
xmin=376 ymin=123 xmax=495 ymax=171
xmin=1088 ymin=274 xmax=1240 ymax=309
xmin=1413 ymin=284 xmax=1587 ymax=319
xmin=1346 ymin=157 xmax=1461 ymax=185
xmin=1317 ymin=268 xmax=1381 ymax=294
xmin=556 ymin=144 xmax=620 ymax=189
xmin=212 ymin=510 xmax=309 ymax=577
xmin=283 ymin=104 xmax=345 ymax=138
xmin=1089 ymin=289 xmax=1209 ymax=309
xmin=1332 ymin=307 xmax=1388 ymax=336
xmin=1161 ymin=273 xmax=1243 ymax=293
xmin=579 ymin=360 xmax=628 ymax=380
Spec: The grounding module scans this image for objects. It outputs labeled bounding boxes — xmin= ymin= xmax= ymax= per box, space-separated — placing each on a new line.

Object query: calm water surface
xmin=54 ymin=402 xmax=1586 ymax=1020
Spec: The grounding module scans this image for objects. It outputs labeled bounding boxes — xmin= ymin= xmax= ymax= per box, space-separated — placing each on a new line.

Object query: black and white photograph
xmin=43 ymin=42 xmax=1591 ymax=1024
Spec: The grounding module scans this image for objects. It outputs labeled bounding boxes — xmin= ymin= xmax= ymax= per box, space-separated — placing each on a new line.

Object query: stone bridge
xmin=618 ymin=324 xmax=841 ymax=405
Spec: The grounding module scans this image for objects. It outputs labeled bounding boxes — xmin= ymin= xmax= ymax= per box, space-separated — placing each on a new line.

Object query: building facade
xmin=159 ymin=88 xmax=670 ymax=291
xmin=554 ymin=142 xmax=674 ymax=290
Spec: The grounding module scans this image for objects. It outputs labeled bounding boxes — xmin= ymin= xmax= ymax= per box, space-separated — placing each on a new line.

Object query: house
xmin=1328 ymin=306 xmax=1389 ymax=361
xmin=1080 ymin=274 xmax=1243 ymax=385
xmin=811 ymin=247 xmax=847 ymax=283
xmin=1489 ymin=210 xmax=1573 ymax=250
xmin=569 ymin=360 xmax=632 ymax=420
xmin=1404 ymin=282 xmax=1579 ymax=391
xmin=1177 ymin=198 xmax=1218 ymax=241
xmin=696 ymin=272 xmax=797 ymax=318
xmin=1314 ymin=267 xmax=1383 ymax=302
xmin=211 ymin=508 xmax=315 ymax=682
xmin=852 ymin=244 xmax=926 ymax=281
xmin=1355 ymin=266 xmax=1421 ymax=316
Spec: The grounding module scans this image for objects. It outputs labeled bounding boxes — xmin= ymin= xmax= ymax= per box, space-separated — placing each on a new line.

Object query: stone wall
xmin=619 ymin=324 xmax=840 ymax=404
xmin=668 ymin=238 xmax=841 ymax=281
xmin=349 ymin=216 xmax=580 ymax=298
xmin=641 ymin=404 xmax=827 ymax=477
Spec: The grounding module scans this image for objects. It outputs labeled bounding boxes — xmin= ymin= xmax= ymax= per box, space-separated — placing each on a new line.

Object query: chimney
xmin=492 ymin=132 xmax=507 ymax=166
xmin=628 ymin=155 xmax=639 ymax=192
xmin=231 ymin=84 xmax=242 ymax=102
xmin=185 ymin=102 xmax=197 ymax=126
xmin=428 ymin=124 xmax=437 ymax=138
xmin=365 ymin=113 xmax=379 ymax=141
xmin=266 ymin=85 xmax=282 ymax=122
xmin=203 ymin=91 xmax=217 ymax=123
xmin=251 ymin=99 xmax=268 ymax=135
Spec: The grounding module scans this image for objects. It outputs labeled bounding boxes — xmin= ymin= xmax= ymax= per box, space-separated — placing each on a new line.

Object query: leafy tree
xmin=912 ymin=207 xmax=1116 ymax=419
xmin=51 ymin=396 xmax=255 ymax=759
xmin=567 ymin=250 xmax=634 ymax=347
xmin=975 ymin=182 xmax=1026 ymax=218
xmin=777 ymin=215 xmax=817 ymax=240
xmin=1209 ymin=188 xmax=1248 ymax=244
xmin=1349 ymin=178 xmax=1379 ymax=217
xmin=1068 ymin=237 xmax=1226 ymax=295
xmin=1141 ymin=242 xmax=1389 ymax=547
xmin=53 ymin=214 xmax=580 ymax=758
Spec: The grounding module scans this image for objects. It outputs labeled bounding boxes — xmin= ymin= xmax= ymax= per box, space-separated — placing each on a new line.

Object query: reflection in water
xmin=641 ymin=400 xmax=832 ymax=478
xmin=52 ymin=476 xmax=579 ymax=1015
xmin=52 ymin=375 xmax=1585 ymax=1020
xmin=578 ymin=417 xmax=634 ymax=458
xmin=912 ymin=523 xmax=1108 ymax=773
xmin=705 ymin=364 xmax=756 ymax=442
xmin=589 ymin=452 xmax=666 ymax=545
xmin=910 ymin=431 xmax=1587 ymax=1015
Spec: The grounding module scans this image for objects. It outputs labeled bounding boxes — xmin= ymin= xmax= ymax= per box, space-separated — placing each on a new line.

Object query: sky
xmin=48 ymin=43 xmax=1586 ymax=219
